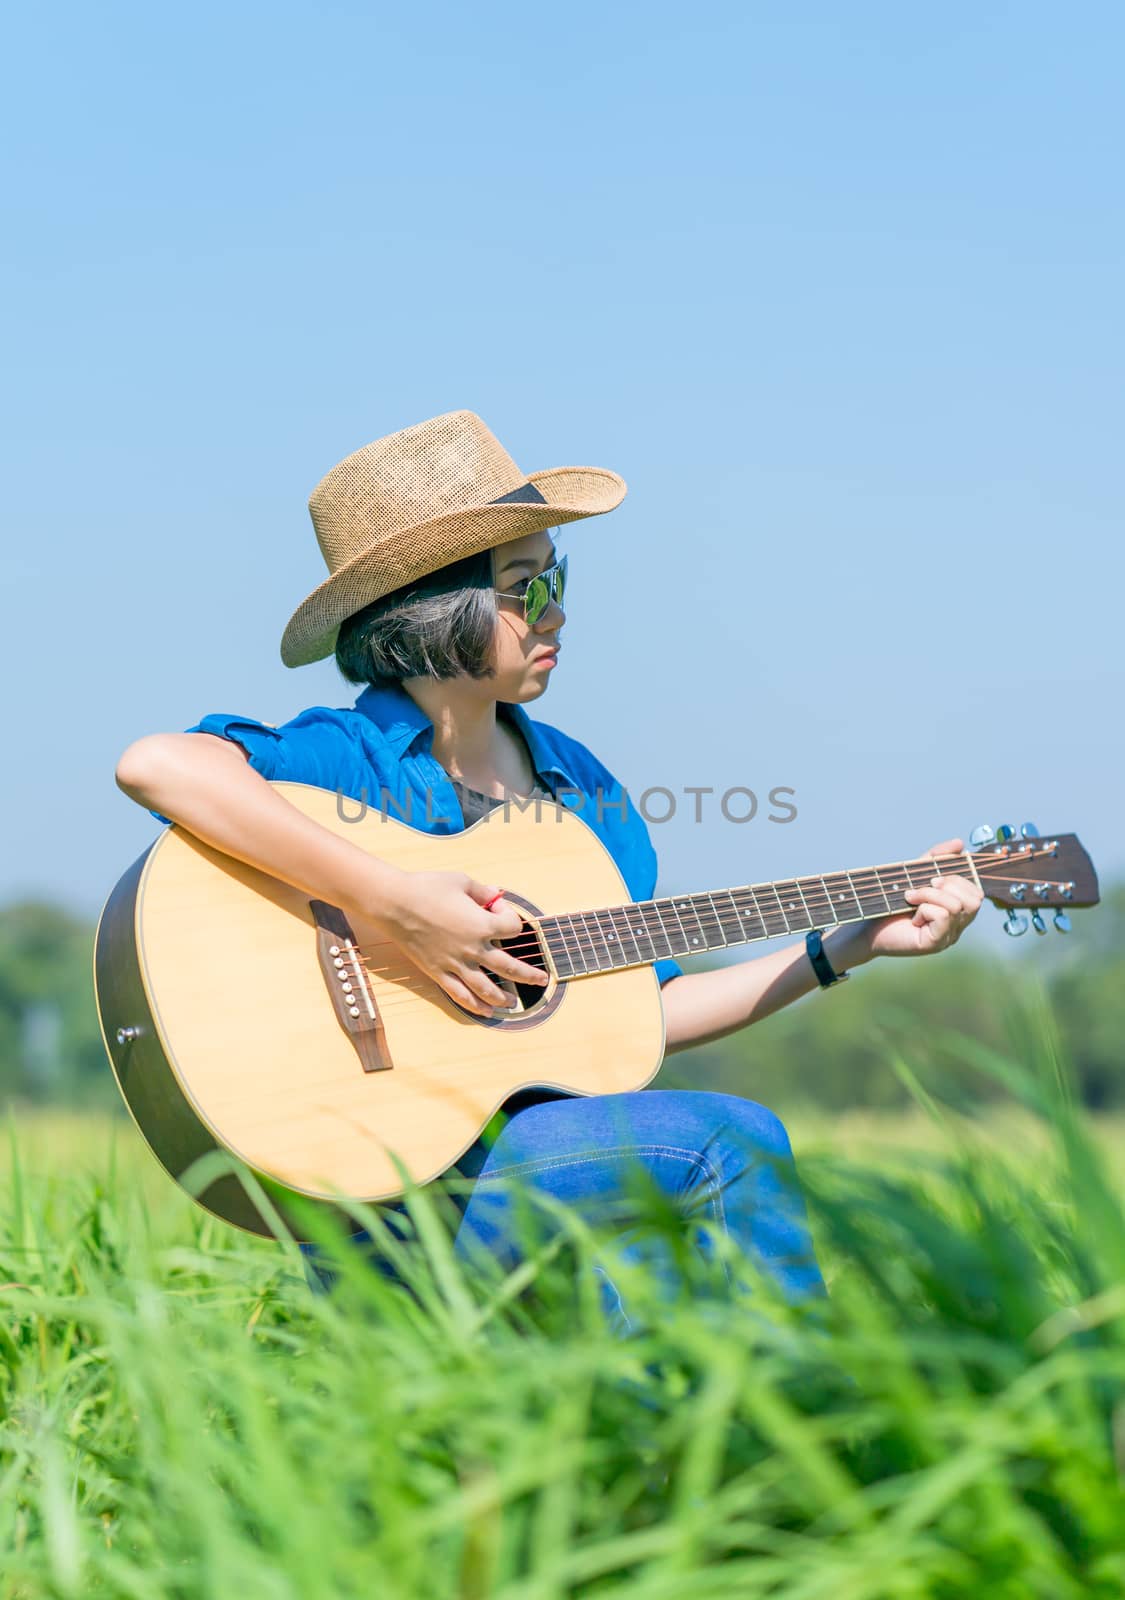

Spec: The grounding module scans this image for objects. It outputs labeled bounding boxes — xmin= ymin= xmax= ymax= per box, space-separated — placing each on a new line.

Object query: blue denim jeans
xmin=300 ymin=1089 xmax=826 ymax=1313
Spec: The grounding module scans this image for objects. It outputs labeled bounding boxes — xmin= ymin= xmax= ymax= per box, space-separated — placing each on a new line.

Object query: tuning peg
xmin=1053 ymin=910 xmax=1071 ymax=933
xmin=1002 ymin=909 xmax=1029 ymax=936
xmin=996 ymin=824 xmax=1016 ymax=843
xmin=1031 ymin=910 xmax=1047 ymax=935
xmin=969 ymin=825 xmax=995 ymax=850
xmin=1020 ymin=822 xmax=1039 ymax=839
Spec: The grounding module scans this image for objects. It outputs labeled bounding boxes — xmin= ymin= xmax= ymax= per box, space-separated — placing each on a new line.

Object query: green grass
xmin=1 ymin=1039 xmax=1124 ymax=1598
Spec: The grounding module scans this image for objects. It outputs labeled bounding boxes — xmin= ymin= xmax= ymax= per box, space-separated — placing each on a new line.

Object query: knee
xmin=710 ymin=1094 xmax=794 ymax=1162
xmin=476 ymin=1097 xmax=564 ymax=1168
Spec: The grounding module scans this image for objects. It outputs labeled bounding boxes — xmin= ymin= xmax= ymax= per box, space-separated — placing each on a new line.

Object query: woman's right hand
xmin=364 ymin=868 xmax=550 ymax=1017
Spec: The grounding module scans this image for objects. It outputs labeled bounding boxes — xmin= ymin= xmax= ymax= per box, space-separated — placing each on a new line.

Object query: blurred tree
xmin=0 ymin=901 xmax=111 ymax=1106
xmin=1034 ymin=880 xmax=1125 ymax=1110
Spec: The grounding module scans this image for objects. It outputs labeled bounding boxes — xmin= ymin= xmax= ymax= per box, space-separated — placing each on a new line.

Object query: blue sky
xmin=2 ymin=2 xmax=1121 ymax=965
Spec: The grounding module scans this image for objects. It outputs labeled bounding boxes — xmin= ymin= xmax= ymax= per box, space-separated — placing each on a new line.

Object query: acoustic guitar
xmin=93 ymin=788 xmax=1099 ymax=1238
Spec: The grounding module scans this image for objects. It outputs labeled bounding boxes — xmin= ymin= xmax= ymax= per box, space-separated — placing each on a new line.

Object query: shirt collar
xmin=353 ymin=682 xmax=574 ymax=786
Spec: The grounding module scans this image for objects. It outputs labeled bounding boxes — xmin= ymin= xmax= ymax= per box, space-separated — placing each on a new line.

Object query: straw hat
xmin=280 ymin=409 xmax=627 ymax=667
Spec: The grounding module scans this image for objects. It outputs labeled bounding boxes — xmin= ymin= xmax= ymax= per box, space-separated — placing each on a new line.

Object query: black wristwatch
xmin=806 ymin=928 xmax=850 ymax=990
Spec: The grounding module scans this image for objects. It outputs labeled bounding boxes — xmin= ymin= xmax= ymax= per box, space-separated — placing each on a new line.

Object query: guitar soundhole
xmin=465 ymin=892 xmax=565 ymax=1030
xmin=487 ymin=932 xmax=551 ymax=1011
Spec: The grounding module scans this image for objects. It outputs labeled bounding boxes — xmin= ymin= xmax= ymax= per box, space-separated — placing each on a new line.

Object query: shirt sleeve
xmin=147 ymin=712 xmax=288 ymax=825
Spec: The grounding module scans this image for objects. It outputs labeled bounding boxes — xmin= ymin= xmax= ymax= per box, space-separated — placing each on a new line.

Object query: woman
xmin=115 ymin=410 xmax=983 ymax=1312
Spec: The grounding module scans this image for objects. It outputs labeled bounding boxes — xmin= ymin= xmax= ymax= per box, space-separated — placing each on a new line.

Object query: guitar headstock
xmin=968 ymin=823 xmax=1099 ymax=936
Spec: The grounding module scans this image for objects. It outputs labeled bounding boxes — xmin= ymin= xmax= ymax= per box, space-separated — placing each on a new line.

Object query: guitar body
xmin=94 ymin=785 xmax=666 ymax=1239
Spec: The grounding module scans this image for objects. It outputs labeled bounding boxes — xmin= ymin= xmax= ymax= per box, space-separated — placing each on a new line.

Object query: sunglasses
xmin=495 ymin=552 xmax=568 ymax=625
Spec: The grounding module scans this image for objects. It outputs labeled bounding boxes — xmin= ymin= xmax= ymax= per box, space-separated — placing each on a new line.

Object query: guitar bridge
xmin=309 ymin=900 xmax=393 ymax=1073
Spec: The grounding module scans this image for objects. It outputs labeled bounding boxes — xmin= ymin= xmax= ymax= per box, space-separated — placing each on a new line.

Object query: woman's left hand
xmin=853 ymin=837 xmax=985 ymax=960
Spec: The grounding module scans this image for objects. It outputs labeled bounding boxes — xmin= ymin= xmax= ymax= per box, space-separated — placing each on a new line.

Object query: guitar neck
xmin=539 ymin=851 xmax=978 ymax=979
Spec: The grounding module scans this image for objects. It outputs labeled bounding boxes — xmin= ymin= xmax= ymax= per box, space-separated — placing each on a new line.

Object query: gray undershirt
xmin=449 ymin=775 xmax=555 ymax=828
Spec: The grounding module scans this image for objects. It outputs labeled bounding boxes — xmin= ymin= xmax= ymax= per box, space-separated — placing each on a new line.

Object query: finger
xmin=467 ymin=881 xmax=522 ymax=930
xmin=903 ymin=885 xmax=964 ymax=915
xmin=484 ymin=904 xmax=526 ymax=940
xmin=915 ymin=873 xmax=975 ymax=909
xmin=929 ymin=872 xmax=984 ymax=914
xmin=460 ymin=964 xmax=517 ymax=1011
xmin=922 ymin=838 xmax=963 ymax=861
xmin=466 ymin=878 xmax=502 ymax=907
xmin=484 ymin=949 xmax=550 ymax=986
xmin=910 ymin=901 xmax=953 ymax=942
xmin=939 ymin=877 xmax=982 ymax=912
xmin=441 ymin=971 xmax=500 ymax=1017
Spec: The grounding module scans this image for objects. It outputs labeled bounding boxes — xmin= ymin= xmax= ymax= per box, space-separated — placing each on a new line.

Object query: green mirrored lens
xmin=524 ymin=575 xmax=548 ymax=623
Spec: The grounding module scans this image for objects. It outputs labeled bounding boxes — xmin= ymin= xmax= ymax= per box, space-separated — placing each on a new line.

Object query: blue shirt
xmin=171 ymin=681 xmax=684 ymax=987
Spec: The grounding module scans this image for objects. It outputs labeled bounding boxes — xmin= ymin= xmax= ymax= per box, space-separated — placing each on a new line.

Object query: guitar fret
xmin=626 ymin=905 xmax=659 ymax=965
xmin=872 ymin=869 xmax=894 ymax=915
xmin=650 ymin=901 xmax=681 ymax=959
xmin=662 ymin=898 xmax=690 ymax=954
xmin=753 ymin=883 xmax=789 ymax=935
xmin=898 ymin=860 xmax=945 ymax=907
xmin=566 ymin=915 xmax=595 ymax=972
xmin=592 ymin=907 xmax=626 ymax=969
xmin=705 ymin=892 xmax=730 ymax=946
xmin=791 ymin=878 xmax=817 ymax=930
xmin=849 ymin=870 xmax=891 ymax=918
xmin=555 ymin=913 xmax=581 ymax=974
xmin=582 ymin=909 xmax=616 ymax=971
xmin=539 ymin=851 xmax=983 ymax=983
xmin=729 ymin=888 xmax=767 ymax=941
xmin=643 ymin=915 xmax=668 ymax=960
xmin=616 ymin=905 xmax=649 ymax=966
xmin=801 ymin=876 xmax=838 ymax=928
xmin=891 ymin=865 xmax=912 ymax=909
xmin=891 ymin=862 xmax=932 ymax=906
xmin=700 ymin=896 xmax=736 ymax=940
xmin=675 ymin=896 xmax=708 ymax=952
xmin=639 ymin=903 xmax=675 ymax=961
xmin=588 ymin=915 xmax=614 ymax=972
xmin=541 ymin=921 xmax=573 ymax=979
xmin=823 ymin=871 xmax=864 ymax=921
xmin=639 ymin=907 xmax=662 ymax=963
xmin=715 ymin=890 xmax=739 ymax=942
xmin=773 ymin=881 xmax=813 ymax=933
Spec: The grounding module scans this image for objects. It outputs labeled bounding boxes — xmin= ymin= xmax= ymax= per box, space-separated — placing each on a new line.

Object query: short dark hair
xmin=334 ymin=548 xmax=498 ymax=687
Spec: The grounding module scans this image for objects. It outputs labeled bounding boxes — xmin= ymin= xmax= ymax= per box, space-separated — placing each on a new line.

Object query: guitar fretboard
xmin=538 ymin=854 xmax=978 ymax=980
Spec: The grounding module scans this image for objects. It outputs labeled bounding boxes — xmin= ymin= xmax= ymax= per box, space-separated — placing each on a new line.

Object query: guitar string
xmin=334 ymin=844 xmax=1036 ymax=953
xmin=317 ymin=847 xmax=1067 ymax=1018
xmin=335 ymin=852 xmax=981 ymax=973
xmin=331 ymin=848 xmax=1058 ymax=982
xmin=312 ymin=850 xmax=1064 ymax=1002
